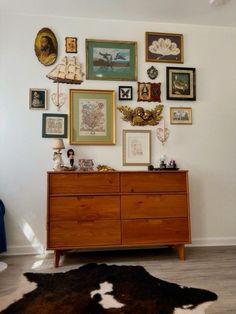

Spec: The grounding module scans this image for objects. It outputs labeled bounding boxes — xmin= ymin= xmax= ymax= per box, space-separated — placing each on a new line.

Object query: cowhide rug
xmin=1 ymin=263 xmax=217 ymax=314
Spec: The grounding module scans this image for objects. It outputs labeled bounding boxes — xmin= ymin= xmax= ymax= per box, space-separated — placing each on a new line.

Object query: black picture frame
xmin=42 ymin=113 xmax=68 ymax=138
xmin=118 ymin=86 xmax=133 ymax=100
xmin=166 ymin=67 xmax=196 ymax=101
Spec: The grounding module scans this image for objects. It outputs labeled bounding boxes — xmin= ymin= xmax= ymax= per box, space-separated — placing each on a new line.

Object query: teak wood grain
xmin=47 ymin=171 xmax=191 ymax=267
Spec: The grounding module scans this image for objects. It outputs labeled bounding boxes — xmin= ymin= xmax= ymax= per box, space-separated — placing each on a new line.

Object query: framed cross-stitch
xmin=86 ymin=39 xmax=137 ymax=81
xmin=29 ymin=88 xmax=47 ymax=109
xmin=42 ymin=113 xmax=68 ymax=138
xmin=119 ymin=86 xmax=133 ymax=100
xmin=123 ymin=130 xmax=151 ymax=165
xmin=170 ymin=107 xmax=192 ymax=125
xmin=167 ymin=67 xmax=196 ymax=100
xmin=145 ymin=32 xmax=184 ymax=63
xmin=69 ymin=89 xmax=115 ymax=145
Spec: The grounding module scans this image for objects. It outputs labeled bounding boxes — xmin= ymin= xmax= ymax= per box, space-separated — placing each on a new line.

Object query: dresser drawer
xmin=120 ymin=172 xmax=187 ymax=193
xmin=122 ymin=218 xmax=189 ymax=245
xmin=121 ymin=194 xmax=188 ymax=219
xmin=48 ymin=220 xmax=121 ymax=248
xmin=49 ymin=196 xmax=120 ymax=221
xmin=48 ymin=172 xmax=120 ymax=194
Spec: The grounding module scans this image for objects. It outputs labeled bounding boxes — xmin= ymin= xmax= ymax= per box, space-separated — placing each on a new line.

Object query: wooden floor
xmin=0 ymin=246 xmax=235 ymax=313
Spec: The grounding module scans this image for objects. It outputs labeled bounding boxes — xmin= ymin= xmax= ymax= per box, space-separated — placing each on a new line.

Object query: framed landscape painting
xmin=86 ymin=39 xmax=137 ymax=81
xmin=145 ymin=32 xmax=184 ymax=63
xmin=69 ymin=89 xmax=115 ymax=145
xmin=166 ymin=67 xmax=196 ymax=100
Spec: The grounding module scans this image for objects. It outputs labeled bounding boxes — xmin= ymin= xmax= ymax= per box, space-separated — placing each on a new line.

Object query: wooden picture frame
xmin=42 ymin=113 xmax=68 ymax=138
xmin=167 ymin=67 xmax=196 ymax=100
xmin=86 ymin=39 xmax=137 ymax=81
xmin=69 ymin=89 xmax=115 ymax=145
xmin=137 ymin=82 xmax=161 ymax=102
xmin=119 ymin=86 xmax=133 ymax=100
xmin=145 ymin=32 xmax=184 ymax=63
xmin=65 ymin=37 xmax=77 ymax=53
xmin=123 ymin=130 xmax=151 ymax=165
xmin=29 ymin=88 xmax=47 ymax=109
xmin=170 ymin=107 xmax=192 ymax=124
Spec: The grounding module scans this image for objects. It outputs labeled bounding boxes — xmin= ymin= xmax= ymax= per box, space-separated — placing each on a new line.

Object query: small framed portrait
xmin=78 ymin=159 xmax=94 ymax=171
xmin=42 ymin=113 xmax=68 ymax=138
xmin=119 ymin=86 xmax=133 ymax=100
xmin=145 ymin=32 xmax=184 ymax=63
xmin=167 ymin=67 xmax=196 ymax=101
xmin=123 ymin=130 xmax=151 ymax=165
xmin=34 ymin=27 xmax=58 ymax=66
xmin=137 ymin=82 xmax=161 ymax=102
xmin=29 ymin=88 xmax=48 ymax=109
xmin=65 ymin=37 xmax=77 ymax=53
xmin=170 ymin=107 xmax=192 ymax=125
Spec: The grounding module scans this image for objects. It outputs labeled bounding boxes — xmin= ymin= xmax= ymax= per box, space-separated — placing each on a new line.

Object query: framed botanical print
xmin=145 ymin=32 xmax=184 ymax=63
xmin=86 ymin=39 xmax=137 ymax=81
xmin=170 ymin=107 xmax=192 ymax=124
xmin=42 ymin=113 xmax=68 ymax=138
xmin=123 ymin=130 xmax=151 ymax=165
xmin=29 ymin=88 xmax=47 ymax=109
xmin=167 ymin=67 xmax=196 ymax=100
xmin=69 ymin=89 xmax=115 ymax=145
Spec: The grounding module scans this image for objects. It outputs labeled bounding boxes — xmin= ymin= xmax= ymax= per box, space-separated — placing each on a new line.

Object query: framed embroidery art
xmin=69 ymin=89 xmax=115 ymax=145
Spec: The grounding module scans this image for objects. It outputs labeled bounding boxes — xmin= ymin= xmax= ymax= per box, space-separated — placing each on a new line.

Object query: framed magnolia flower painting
xmin=145 ymin=32 xmax=184 ymax=63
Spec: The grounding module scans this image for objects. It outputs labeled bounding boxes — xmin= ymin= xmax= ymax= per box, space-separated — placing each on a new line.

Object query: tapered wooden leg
xmin=54 ymin=250 xmax=61 ymax=267
xmin=175 ymin=244 xmax=185 ymax=260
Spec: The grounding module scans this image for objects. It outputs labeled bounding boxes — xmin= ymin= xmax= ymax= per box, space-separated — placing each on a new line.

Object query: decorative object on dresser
xmin=47 ymin=170 xmax=191 ymax=267
xmin=137 ymin=82 xmax=161 ymax=102
xmin=78 ymin=159 xmax=94 ymax=171
xmin=52 ymin=138 xmax=65 ymax=171
xmin=86 ymin=39 xmax=137 ymax=81
xmin=166 ymin=67 xmax=196 ymax=101
xmin=145 ymin=32 xmax=184 ymax=63
xmin=118 ymin=104 xmax=163 ymax=126
xmin=69 ymin=89 xmax=116 ymax=145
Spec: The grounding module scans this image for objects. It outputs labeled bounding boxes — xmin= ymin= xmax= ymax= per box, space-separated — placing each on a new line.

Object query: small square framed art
xmin=42 ymin=113 xmax=68 ymax=138
xmin=29 ymin=88 xmax=47 ymax=109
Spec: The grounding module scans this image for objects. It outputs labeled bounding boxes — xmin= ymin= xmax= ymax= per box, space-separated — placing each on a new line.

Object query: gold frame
xmin=170 ymin=107 xmax=192 ymax=125
xmin=145 ymin=32 xmax=184 ymax=63
xmin=123 ymin=130 xmax=151 ymax=165
xmin=65 ymin=37 xmax=77 ymax=53
xmin=69 ymin=89 xmax=116 ymax=145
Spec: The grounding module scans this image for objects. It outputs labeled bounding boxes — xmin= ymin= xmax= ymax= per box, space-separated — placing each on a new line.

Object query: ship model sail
xmin=47 ymin=56 xmax=83 ymax=84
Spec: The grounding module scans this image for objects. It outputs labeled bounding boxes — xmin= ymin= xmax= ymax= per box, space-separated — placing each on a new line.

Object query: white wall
xmin=1 ymin=14 xmax=236 ymax=254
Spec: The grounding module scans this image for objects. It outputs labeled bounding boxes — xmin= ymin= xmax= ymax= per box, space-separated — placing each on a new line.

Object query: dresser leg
xmin=176 ymin=244 xmax=185 ymax=260
xmin=54 ymin=250 xmax=61 ymax=267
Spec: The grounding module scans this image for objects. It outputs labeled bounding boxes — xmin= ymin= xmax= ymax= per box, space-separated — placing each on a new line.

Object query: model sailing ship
xmin=47 ymin=56 xmax=83 ymax=84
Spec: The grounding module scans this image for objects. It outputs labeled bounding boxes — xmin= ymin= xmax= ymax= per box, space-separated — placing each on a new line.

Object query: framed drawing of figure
xmin=34 ymin=28 xmax=58 ymax=66
xmin=29 ymin=88 xmax=47 ymax=109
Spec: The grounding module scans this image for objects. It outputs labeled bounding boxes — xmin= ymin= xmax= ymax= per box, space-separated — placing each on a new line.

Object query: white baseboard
xmin=1 ymin=238 xmax=236 ymax=256
xmin=190 ymin=237 xmax=236 ymax=247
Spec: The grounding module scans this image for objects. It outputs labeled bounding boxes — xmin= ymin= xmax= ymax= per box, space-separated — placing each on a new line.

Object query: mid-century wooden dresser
xmin=47 ymin=170 xmax=191 ymax=267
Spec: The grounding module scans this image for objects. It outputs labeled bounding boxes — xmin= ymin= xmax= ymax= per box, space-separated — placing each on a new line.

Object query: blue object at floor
xmin=0 ymin=200 xmax=7 ymax=253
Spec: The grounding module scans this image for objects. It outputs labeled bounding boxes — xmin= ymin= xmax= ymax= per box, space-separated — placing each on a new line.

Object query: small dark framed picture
xmin=166 ymin=67 xmax=196 ymax=101
xmin=65 ymin=37 xmax=77 ymax=53
xmin=42 ymin=113 xmax=68 ymax=138
xmin=170 ymin=107 xmax=192 ymax=124
xmin=137 ymin=82 xmax=161 ymax=102
xmin=29 ymin=88 xmax=47 ymax=109
xmin=119 ymin=86 xmax=133 ymax=100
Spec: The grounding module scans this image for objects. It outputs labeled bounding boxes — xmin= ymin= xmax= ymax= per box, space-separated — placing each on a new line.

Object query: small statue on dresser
xmin=67 ymin=149 xmax=75 ymax=168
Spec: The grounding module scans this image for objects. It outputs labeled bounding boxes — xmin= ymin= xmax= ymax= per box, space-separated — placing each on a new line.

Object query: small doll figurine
xmin=67 ymin=149 xmax=75 ymax=168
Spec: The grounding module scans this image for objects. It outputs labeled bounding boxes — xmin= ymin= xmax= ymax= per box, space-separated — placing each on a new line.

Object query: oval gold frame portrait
xmin=34 ymin=27 xmax=58 ymax=66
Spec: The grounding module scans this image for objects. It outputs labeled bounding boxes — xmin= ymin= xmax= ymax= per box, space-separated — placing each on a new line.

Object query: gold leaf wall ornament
xmin=117 ymin=104 xmax=164 ymax=126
